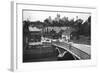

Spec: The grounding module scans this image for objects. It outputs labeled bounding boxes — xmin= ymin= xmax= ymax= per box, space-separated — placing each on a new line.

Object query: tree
xmin=70 ymin=19 xmax=83 ymax=40
xmin=23 ymin=20 xmax=30 ymax=50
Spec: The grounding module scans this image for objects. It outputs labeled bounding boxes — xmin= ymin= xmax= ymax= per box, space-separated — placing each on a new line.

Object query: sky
xmin=23 ymin=10 xmax=91 ymax=22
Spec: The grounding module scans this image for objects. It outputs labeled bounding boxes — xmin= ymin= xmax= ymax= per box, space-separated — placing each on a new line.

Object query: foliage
xmin=23 ymin=15 xmax=91 ymax=39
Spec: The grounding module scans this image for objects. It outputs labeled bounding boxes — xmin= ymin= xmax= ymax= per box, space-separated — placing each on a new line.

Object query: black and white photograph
xmin=23 ymin=9 xmax=91 ymax=62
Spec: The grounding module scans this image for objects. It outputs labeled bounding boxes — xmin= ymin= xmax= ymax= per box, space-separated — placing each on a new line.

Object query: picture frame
xmin=11 ymin=1 xmax=97 ymax=71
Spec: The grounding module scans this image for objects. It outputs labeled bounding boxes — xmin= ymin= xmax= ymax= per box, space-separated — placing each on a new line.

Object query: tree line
xmin=23 ymin=15 xmax=91 ymax=39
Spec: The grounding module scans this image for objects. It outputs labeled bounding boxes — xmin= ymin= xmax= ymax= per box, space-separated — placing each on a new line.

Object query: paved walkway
xmin=64 ymin=42 xmax=91 ymax=55
xmin=71 ymin=43 xmax=91 ymax=55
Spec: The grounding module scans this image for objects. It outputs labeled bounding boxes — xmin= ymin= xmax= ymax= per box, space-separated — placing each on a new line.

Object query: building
xmin=55 ymin=14 xmax=61 ymax=22
xmin=62 ymin=28 xmax=71 ymax=42
xmin=28 ymin=26 xmax=42 ymax=45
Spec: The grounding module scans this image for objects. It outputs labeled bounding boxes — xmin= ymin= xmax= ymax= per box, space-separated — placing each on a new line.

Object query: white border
xmin=12 ymin=1 xmax=97 ymax=72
